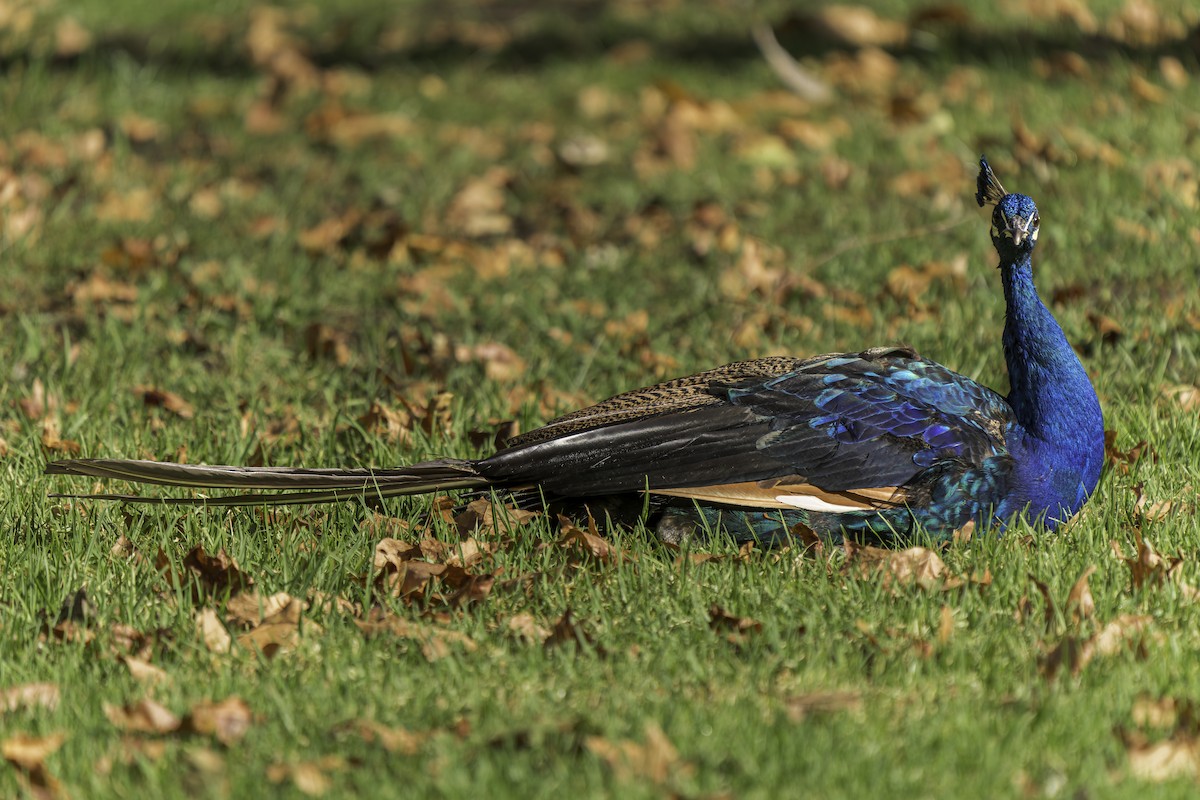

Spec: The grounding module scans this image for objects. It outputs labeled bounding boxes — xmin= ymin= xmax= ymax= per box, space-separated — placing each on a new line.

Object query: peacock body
xmin=46 ymin=158 xmax=1105 ymax=546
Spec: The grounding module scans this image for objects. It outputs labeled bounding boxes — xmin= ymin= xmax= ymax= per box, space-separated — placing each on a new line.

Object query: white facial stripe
xmin=776 ymin=495 xmax=864 ymax=513
xmin=1030 ymin=227 xmax=1038 ymax=241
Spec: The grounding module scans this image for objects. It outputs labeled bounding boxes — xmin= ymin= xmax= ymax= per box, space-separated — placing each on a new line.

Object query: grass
xmin=2 ymin=1 xmax=1200 ymax=797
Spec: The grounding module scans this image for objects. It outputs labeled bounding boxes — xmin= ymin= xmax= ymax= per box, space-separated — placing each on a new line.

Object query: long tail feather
xmin=44 ymin=458 xmax=490 ymax=506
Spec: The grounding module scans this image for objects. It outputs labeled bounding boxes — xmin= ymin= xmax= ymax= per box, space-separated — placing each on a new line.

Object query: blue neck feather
xmin=1000 ymin=249 xmax=1104 ymax=524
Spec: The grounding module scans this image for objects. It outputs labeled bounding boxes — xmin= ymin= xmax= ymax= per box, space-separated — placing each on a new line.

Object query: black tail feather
xmin=44 ymin=457 xmax=490 ymax=506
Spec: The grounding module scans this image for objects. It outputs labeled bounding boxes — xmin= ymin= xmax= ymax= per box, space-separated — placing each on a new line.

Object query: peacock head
xmin=975 ymin=156 xmax=1039 ymax=260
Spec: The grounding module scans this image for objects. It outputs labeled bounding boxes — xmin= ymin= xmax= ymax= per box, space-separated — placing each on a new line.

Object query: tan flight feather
xmin=650 ymin=480 xmax=902 ymax=511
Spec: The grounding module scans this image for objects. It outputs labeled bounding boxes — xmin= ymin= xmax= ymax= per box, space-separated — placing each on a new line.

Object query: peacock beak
xmin=1005 ymin=215 xmax=1034 ymax=247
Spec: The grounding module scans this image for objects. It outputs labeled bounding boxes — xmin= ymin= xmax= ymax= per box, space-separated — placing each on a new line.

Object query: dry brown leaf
xmin=1112 ymin=530 xmax=1181 ymax=590
xmin=1042 ymin=613 xmax=1155 ymax=680
xmin=161 ymin=545 xmax=253 ymax=600
xmin=1127 ymin=736 xmax=1200 ymax=782
xmin=1067 ymin=565 xmax=1097 ymax=623
xmin=325 ymin=112 xmax=414 ymax=147
xmin=812 ymin=5 xmax=909 ymax=46
xmin=40 ymin=418 xmax=81 ymax=455
xmin=1105 ymin=430 xmax=1153 ymax=473
xmin=455 ymin=341 xmax=527 ymax=382
xmin=1 ymin=683 xmax=60 ymax=714
xmin=1132 ymin=695 xmax=1180 ymax=730
xmin=373 ymin=536 xmax=422 ymax=571
xmin=344 ymin=720 xmax=427 ymax=755
xmin=121 ymin=656 xmax=168 ymax=685
xmin=2 ymin=732 xmax=66 ymax=770
xmin=1087 ymin=312 xmax=1123 ymax=345
xmin=708 ymin=604 xmax=762 ymax=645
xmin=544 ymin=609 xmax=602 ymax=654
xmin=357 ymin=402 xmax=414 ymax=444
xmin=104 ymin=698 xmax=182 ymax=734
xmin=132 ymin=386 xmax=195 ymax=419
xmin=446 ymin=166 xmax=512 ymax=237
xmin=225 ymin=591 xmax=298 ymax=629
xmin=557 ymin=513 xmax=629 ymax=564
xmin=1162 ymin=384 xmax=1200 ymax=412
xmin=719 ymin=238 xmax=784 ymax=300
xmin=299 ymin=211 xmax=360 ymax=253
xmin=1160 ymin=57 xmax=1188 ymax=89
xmin=845 ymin=543 xmax=954 ymax=591
xmin=1091 ymin=614 xmax=1154 ymax=657
xmin=1039 ymin=635 xmax=1091 ymax=679
xmin=54 ymin=16 xmax=93 ymax=57
xmin=185 ymin=696 xmax=253 ymax=746
xmin=453 ymin=498 xmax=538 ymax=539
xmin=937 ymin=604 xmax=955 ymax=645
xmin=1130 ymin=73 xmax=1166 ymax=104
xmin=354 ymin=612 xmax=477 ymax=662
xmin=507 ymin=612 xmax=551 ymax=645
xmin=304 ymin=323 xmax=351 ymax=365
xmin=784 ymin=691 xmax=863 ymax=722
xmin=267 ymin=756 xmax=346 ymax=796
xmin=234 ymin=596 xmax=316 ymax=658
xmin=245 ymin=6 xmax=319 ymax=90
xmin=196 ymin=608 xmax=233 ymax=654
xmin=585 ymin=723 xmax=693 ymax=785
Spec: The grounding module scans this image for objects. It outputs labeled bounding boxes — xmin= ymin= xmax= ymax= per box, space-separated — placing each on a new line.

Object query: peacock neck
xmin=1000 ymin=251 xmax=1102 ymax=448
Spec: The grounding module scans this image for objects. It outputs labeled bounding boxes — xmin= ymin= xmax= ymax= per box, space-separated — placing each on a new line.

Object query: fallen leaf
xmin=446 ymin=167 xmax=512 ymax=237
xmin=1132 ymin=695 xmax=1180 ymax=729
xmin=844 ymin=542 xmax=957 ymax=591
xmin=1067 ymin=565 xmax=1097 ymax=623
xmin=937 ymin=605 xmax=955 ymax=645
xmin=784 ymin=691 xmax=863 ymax=722
xmin=185 ymin=696 xmax=253 ymax=746
xmin=1087 ymin=312 xmax=1123 ymax=345
xmin=544 ymin=609 xmax=602 ymax=655
xmin=811 ymin=5 xmax=909 ymax=47
xmin=54 ymin=16 xmax=92 ymax=57
xmin=196 ymin=608 xmax=233 ymax=654
xmin=267 ymin=756 xmax=346 ymax=796
xmin=1162 ymin=384 xmax=1200 ymax=412
xmin=121 ymin=656 xmax=168 ymax=685
xmin=453 ymin=499 xmax=538 ymax=538
xmin=132 ymin=387 xmax=195 ymax=419
xmin=1091 ymin=614 xmax=1154 ymax=656
xmin=1 ymin=732 xmax=66 ymax=770
xmin=354 ymin=612 xmax=477 ymax=662
xmin=1112 ymin=530 xmax=1181 ymax=590
xmin=507 ymin=612 xmax=551 ymax=645
xmin=104 ymin=698 xmax=182 ymax=734
xmin=557 ymin=514 xmax=629 ymax=563
xmin=161 ymin=545 xmax=253 ymax=600
xmin=304 ymin=323 xmax=352 ymax=365
xmin=1127 ymin=736 xmax=1200 ymax=782
xmin=1105 ymin=430 xmax=1153 ymax=473
xmin=1 ymin=684 xmax=60 ymax=714
xmin=40 ymin=418 xmax=81 ymax=455
xmin=454 ymin=341 xmax=527 ymax=382
xmin=708 ymin=604 xmax=762 ymax=645
xmin=585 ymin=723 xmax=693 ymax=785
xmin=342 ymin=720 xmax=427 ymax=755
xmin=225 ymin=591 xmax=298 ymax=629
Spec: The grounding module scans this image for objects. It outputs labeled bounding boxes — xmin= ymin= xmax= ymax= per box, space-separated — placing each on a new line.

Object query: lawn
xmin=2 ymin=1 xmax=1200 ymax=797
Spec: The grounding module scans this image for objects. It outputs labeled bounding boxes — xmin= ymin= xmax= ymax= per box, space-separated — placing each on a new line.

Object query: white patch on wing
xmin=775 ymin=494 xmax=865 ymax=513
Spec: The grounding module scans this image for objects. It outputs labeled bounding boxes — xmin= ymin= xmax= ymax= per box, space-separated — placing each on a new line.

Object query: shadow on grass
xmin=4 ymin=4 xmax=1198 ymax=78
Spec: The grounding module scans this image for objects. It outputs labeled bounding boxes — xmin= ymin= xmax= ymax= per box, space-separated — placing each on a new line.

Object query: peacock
xmin=46 ymin=158 xmax=1105 ymax=546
